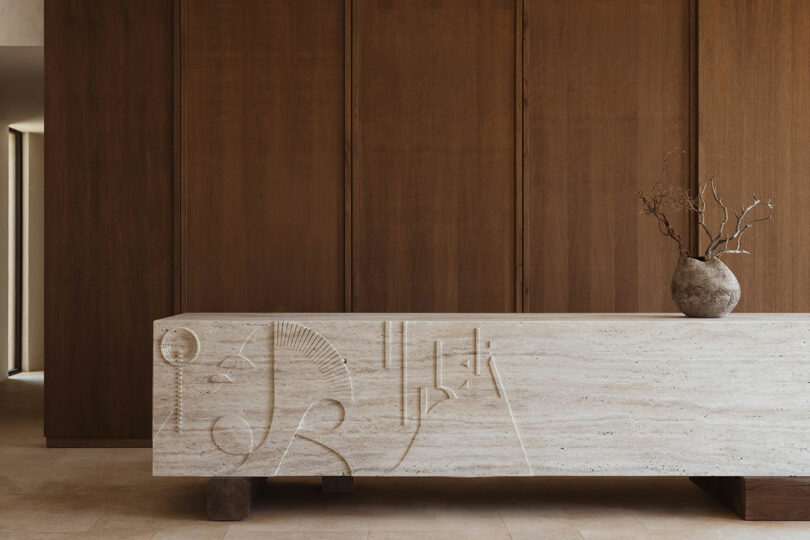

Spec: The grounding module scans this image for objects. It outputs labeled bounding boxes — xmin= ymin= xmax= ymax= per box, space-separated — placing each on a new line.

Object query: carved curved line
xmin=295 ymin=433 xmax=352 ymax=475
xmin=211 ymin=415 xmax=255 ymax=456
xmin=272 ymin=398 xmax=349 ymax=476
xmin=438 ymin=386 xmax=458 ymax=399
xmin=389 ymin=385 xmax=425 ymax=472
xmin=434 ymin=341 xmax=457 ymax=399
xmin=219 ymin=354 xmax=255 ymax=369
xmin=227 ymin=453 xmax=251 ymax=474
xmin=238 ymin=327 xmax=259 ymax=355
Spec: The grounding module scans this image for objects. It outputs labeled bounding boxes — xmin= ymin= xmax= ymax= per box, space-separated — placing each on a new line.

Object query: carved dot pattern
xmin=274 ymin=321 xmax=353 ymax=401
xmin=176 ymin=367 xmax=184 ymax=432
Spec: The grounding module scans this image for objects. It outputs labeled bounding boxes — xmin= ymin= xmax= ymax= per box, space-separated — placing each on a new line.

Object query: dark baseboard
xmin=692 ymin=476 xmax=810 ymax=520
xmin=46 ymin=438 xmax=152 ymax=448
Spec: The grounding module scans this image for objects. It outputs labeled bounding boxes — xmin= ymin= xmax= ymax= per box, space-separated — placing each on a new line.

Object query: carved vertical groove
xmin=474 ymin=327 xmax=481 ymax=375
xmin=384 ymin=321 xmax=391 ymax=368
xmin=402 ymin=321 xmax=408 ymax=426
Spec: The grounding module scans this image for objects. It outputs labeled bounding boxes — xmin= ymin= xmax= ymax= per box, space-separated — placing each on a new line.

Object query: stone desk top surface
xmin=160 ymin=312 xmax=810 ymax=321
xmin=153 ymin=313 xmax=810 ymax=477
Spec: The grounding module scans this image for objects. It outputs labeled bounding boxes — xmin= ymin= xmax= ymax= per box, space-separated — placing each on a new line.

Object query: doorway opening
xmin=8 ymin=128 xmax=22 ymax=376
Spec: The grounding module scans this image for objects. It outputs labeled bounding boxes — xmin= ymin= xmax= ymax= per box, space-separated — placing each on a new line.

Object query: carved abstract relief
xmin=154 ymin=319 xmax=529 ymax=476
xmin=154 ymin=315 xmax=810 ymax=477
xmin=159 ymin=327 xmax=200 ymax=432
xmin=389 ymin=326 xmax=531 ymax=475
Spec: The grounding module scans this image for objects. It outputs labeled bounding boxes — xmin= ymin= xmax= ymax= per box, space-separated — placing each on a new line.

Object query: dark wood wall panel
xmin=699 ymin=0 xmax=810 ymax=311
xmin=524 ymin=0 xmax=692 ymax=312
xmin=182 ymin=0 xmax=346 ymax=312
xmin=352 ymin=0 xmax=517 ymax=313
xmin=45 ymin=0 xmax=175 ymax=440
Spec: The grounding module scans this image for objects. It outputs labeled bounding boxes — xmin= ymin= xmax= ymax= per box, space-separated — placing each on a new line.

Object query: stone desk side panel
xmin=153 ymin=315 xmax=810 ymax=478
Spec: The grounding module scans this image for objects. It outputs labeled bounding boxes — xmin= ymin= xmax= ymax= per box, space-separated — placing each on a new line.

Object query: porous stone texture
xmin=671 ymin=256 xmax=741 ymax=317
xmin=154 ymin=313 xmax=810 ymax=478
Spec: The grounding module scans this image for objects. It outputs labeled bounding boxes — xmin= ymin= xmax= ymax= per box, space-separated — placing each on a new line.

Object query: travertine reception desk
xmin=153 ymin=314 xmax=810 ymax=519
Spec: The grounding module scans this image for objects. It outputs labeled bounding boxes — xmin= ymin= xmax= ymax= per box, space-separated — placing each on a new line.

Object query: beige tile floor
xmin=2 ymin=372 xmax=810 ymax=539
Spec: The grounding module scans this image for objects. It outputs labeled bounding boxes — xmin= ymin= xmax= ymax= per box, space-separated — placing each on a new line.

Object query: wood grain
xmin=698 ymin=0 xmax=810 ymax=311
xmin=182 ymin=0 xmax=346 ymax=312
xmin=352 ymin=0 xmax=517 ymax=313
xmin=523 ymin=0 xmax=692 ymax=312
xmin=692 ymin=476 xmax=810 ymax=520
xmin=44 ymin=0 xmax=175 ymax=440
xmin=206 ymin=477 xmax=263 ymax=521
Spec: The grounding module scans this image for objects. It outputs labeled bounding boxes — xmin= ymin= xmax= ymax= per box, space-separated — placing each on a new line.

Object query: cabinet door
xmin=182 ymin=0 xmax=347 ymax=312
xmin=352 ymin=0 xmax=518 ymax=312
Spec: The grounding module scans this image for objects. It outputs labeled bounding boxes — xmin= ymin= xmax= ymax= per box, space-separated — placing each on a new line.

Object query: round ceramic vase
xmin=671 ymin=256 xmax=740 ymax=318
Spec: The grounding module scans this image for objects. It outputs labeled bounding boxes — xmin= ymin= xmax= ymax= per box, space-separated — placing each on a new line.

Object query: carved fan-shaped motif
xmin=273 ymin=321 xmax=353 ymax=401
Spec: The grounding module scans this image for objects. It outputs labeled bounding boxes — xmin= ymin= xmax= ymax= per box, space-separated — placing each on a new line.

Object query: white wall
xmin=0 ymin=0 xmax=43 ymax=46
xmin=23 ymin=132 xmax=42 ymax=372
xmin=0 ymin=1 xmax=44 ymax=377
xmin=0 ymin=0 xmax=45 ymax=380
xmin=0 ymin=130 xmax=6 ymax=382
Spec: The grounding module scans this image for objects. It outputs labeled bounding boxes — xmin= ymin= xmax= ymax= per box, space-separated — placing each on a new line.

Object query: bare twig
xmin=639 ymin=150 xmax=772 ymax=260
xmin=685 ymin=179 xmax=713 ymax=251
xmin=637 ymin=183 xmax=689 ymax=257
xmin=713 ymin=194 xmax=774 ymax=258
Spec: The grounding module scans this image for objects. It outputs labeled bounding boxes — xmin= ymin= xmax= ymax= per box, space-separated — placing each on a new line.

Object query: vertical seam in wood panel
xmin=178 ymin=0 xmax=189 ymax=313
xmin=515 ymin=0 xmax=524 ymax=313
xmin=344 ymin=0 xmax=353 ymax=313
xmin=520 ymin=0 xmax=529 ymax=313
xmin=350 ymin=0 xmax=359 ymax=313
xmin=173 ymin=0 xmax=183 ymax=314
xmin=689 ymin=0 xmax=699 ymax=256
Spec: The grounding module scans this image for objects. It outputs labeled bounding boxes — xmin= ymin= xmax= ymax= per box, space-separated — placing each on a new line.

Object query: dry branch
xmin=686 ymin=179 xmax=774 ymax=259
xmin=637 ymin=183 xmax=689 ymax=257
xmin=638 ymin=151 xmax=773 ymax=260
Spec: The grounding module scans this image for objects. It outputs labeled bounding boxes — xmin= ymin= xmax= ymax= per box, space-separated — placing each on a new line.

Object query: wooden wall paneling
xmin=182 ymin=0 xmax=346 ymax=313
xmin=698 ymin=0 xmax=810 ymax=311
xmin=353 ymin=0 xmax=517 ymax=313
xmin=345 ymin=0 xmax=354 ymax=311
xmin=45 ymin=0 xmax=175 ymax=441
xmin=523 ymin=0 xmax=692 ymax=312
xmin=174 ymin=0 xmax=183 ymax=313
xmin=515 ymin=0 xmax=525 ymax=313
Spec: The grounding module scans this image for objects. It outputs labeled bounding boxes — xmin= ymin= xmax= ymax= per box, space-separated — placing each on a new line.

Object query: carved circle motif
xmin=211 ymin=415 xmax=254 ymax=456
xmin=160 ymin=328 xmax=200 ymax=366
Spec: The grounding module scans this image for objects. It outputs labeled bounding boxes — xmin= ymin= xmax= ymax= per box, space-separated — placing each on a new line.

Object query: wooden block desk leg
xmin=322 ymin=475 xmax=353 ymax=494
xmin=207 ymin=477 xmax=265 ymax=521
xmin=691 ymin=476 xmax=810 ymax=520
